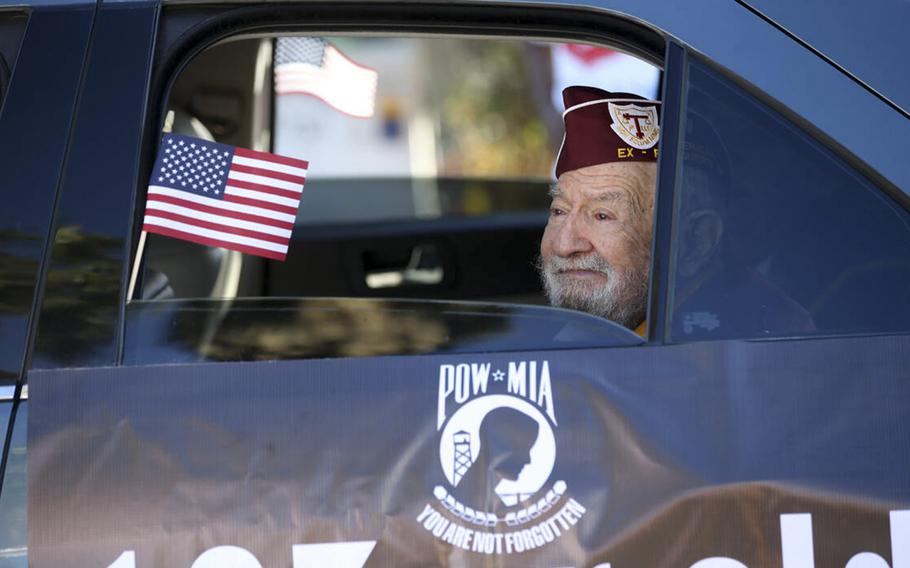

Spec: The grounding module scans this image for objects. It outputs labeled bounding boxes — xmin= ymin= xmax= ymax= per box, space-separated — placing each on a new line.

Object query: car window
xmin=669 ymin=57 xmax=910 ymax=342
xmin=146 ymin=35 xmax=659 ymax=293
xmin=129 ymin=34 xmax=660 ymax=361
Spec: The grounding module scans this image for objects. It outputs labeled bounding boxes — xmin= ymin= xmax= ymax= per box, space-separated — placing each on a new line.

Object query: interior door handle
xmin=365 ymin=245 xmax=444 ymax=289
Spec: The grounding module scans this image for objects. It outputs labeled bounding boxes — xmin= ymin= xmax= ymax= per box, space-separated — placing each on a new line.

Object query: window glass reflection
xmin=0 ymin=13 xmax=32 ymax=382
xmin=670 ymin=60 xmax=910 ymax=341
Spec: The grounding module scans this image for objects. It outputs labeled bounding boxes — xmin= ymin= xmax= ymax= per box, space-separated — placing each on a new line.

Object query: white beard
xmin=538 ymin=253 xmax=648 ymax=329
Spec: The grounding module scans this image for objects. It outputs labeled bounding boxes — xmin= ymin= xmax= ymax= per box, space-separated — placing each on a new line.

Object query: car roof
xmin=741 ymin=0 xmax=910 ymax=119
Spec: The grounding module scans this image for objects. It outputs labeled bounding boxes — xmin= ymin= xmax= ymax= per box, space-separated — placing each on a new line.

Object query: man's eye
xmin=595 ymin=212 xmax=615 ymax=221
xmin=549 ymin=207 xmax=565 ymax=217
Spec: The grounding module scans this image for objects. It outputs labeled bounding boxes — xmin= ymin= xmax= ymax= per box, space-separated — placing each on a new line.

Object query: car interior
xmin=144 ymin=35 xmax=663 ymax=306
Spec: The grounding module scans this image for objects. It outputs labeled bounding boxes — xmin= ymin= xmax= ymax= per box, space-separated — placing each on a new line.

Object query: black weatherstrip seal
xmin=646 ymin=41 xmax=686 ymax=344
xmin=115 ymin=2 xmax=162 ymax=367
xmin=130 ymin=0 xmax=669 ymax=351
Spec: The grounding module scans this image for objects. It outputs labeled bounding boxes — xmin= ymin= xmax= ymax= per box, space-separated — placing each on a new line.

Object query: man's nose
xmin=551 ymin=214 xmax=593 ymax=257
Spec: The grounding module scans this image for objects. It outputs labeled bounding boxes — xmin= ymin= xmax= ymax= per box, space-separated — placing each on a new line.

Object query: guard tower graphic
xmin=452 ymin=430 xmax=472 ymax=485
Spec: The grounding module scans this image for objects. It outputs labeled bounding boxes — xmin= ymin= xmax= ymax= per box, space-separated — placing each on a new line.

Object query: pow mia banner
xmin=28 ymin=334 xmax=910 ymax=567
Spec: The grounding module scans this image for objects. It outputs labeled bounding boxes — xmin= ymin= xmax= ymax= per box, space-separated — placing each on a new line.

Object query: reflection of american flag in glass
xmin=143 ymin=134 xmax=307 ymax=261
xmin=274 ymin=37 xmax=378 ymax=118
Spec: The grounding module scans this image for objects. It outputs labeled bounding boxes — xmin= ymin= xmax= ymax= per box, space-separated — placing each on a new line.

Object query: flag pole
xmin=127 ymin=110 xmax=175 ymax=303
xmin=126 ymin=230 xmax=147 ymax=302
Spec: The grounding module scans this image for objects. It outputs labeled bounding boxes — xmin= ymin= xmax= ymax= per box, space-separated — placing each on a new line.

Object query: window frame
xmin=8 ymin=3 xmax=910 ymax=563
xmin=123 ymin=2 xmax=677 ymax=360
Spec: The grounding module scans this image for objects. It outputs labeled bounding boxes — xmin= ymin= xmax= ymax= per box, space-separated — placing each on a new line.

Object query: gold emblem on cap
xmin=608 ymin=102 xmax=660 ymax=150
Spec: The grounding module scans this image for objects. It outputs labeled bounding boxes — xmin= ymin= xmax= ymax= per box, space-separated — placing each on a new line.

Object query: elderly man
xmin=539 ymin=86 xmax=815 ymax=339
xmin=539 ymin=87 xmax=660 ymax=336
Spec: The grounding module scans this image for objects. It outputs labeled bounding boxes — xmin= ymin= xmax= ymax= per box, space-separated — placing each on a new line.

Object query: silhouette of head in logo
xmin=454 ymin=407 xmax=539 ymax=510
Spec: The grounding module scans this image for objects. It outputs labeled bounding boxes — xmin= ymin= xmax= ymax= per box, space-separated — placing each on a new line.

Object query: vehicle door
xmin=7 ymin=1 xmax=910 ymax=567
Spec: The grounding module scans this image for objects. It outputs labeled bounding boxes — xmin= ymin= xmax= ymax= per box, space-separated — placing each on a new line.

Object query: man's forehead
xmin=551 ymin=163 xmax=653 ymax=201
xmin=549 ymin=183 xmax=628 ymax=202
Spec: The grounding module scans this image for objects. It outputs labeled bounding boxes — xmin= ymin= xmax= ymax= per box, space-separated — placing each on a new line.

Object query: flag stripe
xmin=234 ymin=146 xmax=309 ymax=170
xmin=144 ymin=200 xmax=293 ymax=237
xmin=229 ymin=163 xmax=307 ymax=185
xmin=232 ymin=154 xmax=308 ymax=177
xmin=275 ymin=68 xmax=332 ymax=80
xmin=145 ymin=210 xmax=290 ymax=245
xmin=225 ymin=177 xmax=302 ymax=199
xmin=274 ymin=62 xmax=326 ymax=74
xmin=324 ymin=44 xmax=376 ymax=74
xmin=148 ymin=186 xmax=296 ymax=224
xmin=273 ymin=70 xmax=376 ymax=118
xmin=224 ymin=194 xmax=299 ymax=215
xmin=224 ymin=185 xmax=301 ymax=208
xmin=275 ymin=60 xmax=377 ymax=84
xmin=146 ymin=193 xmax=294 ymax=230
xmin=273 ymin=81 xmax=375 ymax=117
xmin=143 ymin=217 xmax=288 ymax=253
xmin=144 ymin=225 xmax=286 ymax=261
xmin=227 ymin=170 xmax=304 ymax=191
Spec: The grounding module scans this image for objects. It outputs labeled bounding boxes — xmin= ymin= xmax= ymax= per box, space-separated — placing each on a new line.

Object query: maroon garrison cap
xmin=555 ymin=86 xmax=661 ymax=178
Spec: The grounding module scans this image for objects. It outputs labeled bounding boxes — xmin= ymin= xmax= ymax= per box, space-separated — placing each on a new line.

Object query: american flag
xmin=274 ymin=37 xmax=378 ymax=118
xmin=143 ymin=134 xmax=307 ymax=261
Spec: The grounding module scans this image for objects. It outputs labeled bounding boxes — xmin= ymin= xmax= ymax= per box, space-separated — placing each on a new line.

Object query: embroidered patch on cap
xmin=608 ymin=102 xmax=660 ymax=150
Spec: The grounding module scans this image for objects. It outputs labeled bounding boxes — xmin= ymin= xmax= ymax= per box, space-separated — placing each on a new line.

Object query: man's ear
xmin=678 ymin=210 xmax=723 ymax=278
